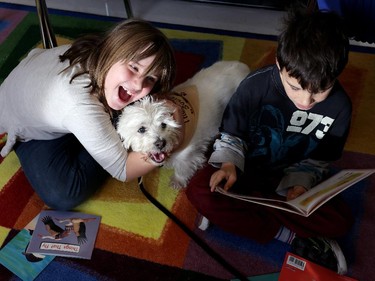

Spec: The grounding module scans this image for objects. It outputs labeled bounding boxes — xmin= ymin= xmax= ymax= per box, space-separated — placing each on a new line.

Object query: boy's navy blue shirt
xmin=220 ymin=64 xmax=352 ymax=176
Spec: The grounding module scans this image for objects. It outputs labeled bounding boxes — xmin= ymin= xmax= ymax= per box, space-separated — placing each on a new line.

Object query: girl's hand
xmin=167 ymin=99 xmax=185 ymax=151
xmin=286 ymin=185 xmax=307 ymax=201
xmin=157 ymin=97 xmax=185 ymax=153
xmin=209 ymin=162 xmax=237 ymax=192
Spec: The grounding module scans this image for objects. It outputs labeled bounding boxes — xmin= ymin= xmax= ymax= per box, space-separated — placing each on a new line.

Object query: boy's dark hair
xmin=276 ymin=10 xmax=349 ymax=93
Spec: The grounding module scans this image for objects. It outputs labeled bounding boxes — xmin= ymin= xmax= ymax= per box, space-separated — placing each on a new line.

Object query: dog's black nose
xmin=154 ymin=138 xmax=166 ymax=149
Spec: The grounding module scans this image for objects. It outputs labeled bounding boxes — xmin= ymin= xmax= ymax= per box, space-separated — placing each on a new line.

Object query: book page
xmin=216 ymin=169 xmax=375 ymax=217
xmin=289 ymin=169 xmax=375 ymax=215
xmin=215 ymin=187 xmax=306 ymax=215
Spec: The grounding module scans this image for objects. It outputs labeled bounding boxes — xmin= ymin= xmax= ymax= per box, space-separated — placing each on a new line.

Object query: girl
xmin=0 ymin=19 xmax=179 ymax=210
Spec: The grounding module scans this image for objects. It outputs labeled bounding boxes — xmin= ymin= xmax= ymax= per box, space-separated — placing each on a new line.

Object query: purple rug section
xmin=0 ymin=8 xmax=27 ymax=44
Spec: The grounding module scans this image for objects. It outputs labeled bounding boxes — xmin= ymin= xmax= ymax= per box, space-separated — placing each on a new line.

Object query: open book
xmin=215 ymin=169 xmax=375 ymax=217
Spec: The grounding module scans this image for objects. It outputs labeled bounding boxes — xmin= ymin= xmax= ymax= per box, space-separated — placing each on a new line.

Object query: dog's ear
xmin=162 ymin=113 xmax=181 ymax=129
xmin=117 ymin=134 xmax=130 ymax=150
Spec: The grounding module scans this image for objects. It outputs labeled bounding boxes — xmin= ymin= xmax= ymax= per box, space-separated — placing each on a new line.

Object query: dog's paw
xmin=169 ymin=176 xmax=187 ymax=190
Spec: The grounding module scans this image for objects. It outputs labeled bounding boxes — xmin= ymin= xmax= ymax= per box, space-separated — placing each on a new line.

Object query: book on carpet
xmin=215 ymin=169 xmax=375 ymax=217
xmin=26 ymin=210 xmax=101 ymax=260
xmin=279 ymin=252 xmax=358 ymax=281
xmin=0 ymin=215 xmax=55 ymax=281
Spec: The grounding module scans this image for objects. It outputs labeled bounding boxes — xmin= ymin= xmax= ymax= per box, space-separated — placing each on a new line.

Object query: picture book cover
xmin=279 ymin=252 xmax=358 ymax=281
xmin=26 ymin=210 xmax=101 ymax=259
xmin=0 ymin=215 xmax=55 ymax=281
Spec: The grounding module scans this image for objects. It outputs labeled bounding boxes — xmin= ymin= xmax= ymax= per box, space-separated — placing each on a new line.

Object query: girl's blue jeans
xmin=14 ymin=134 xmax=108 ymax=210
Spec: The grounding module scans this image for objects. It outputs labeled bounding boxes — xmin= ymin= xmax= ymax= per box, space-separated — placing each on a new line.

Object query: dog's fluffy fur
xmin=117 ymin=60 xmax=249 ymax=188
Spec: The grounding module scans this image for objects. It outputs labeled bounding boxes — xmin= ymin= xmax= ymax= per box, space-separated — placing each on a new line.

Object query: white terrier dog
xmin=117 ymin=61 xmax=249 ymax=188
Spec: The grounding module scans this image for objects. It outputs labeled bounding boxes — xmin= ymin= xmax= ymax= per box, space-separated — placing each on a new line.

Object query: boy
xmin=186 ymin=9 xmax=352 ymax=274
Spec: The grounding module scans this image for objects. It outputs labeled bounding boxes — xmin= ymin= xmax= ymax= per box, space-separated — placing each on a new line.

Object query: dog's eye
xmin=161 ymin=123 xmax=167 ymax=129
xmin=138 ymin=126 xmax=146 ymax=133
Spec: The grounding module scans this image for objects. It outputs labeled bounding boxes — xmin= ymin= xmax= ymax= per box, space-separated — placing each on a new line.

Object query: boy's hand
xmin=286 ymin=185 xmax=307 ymax=201
xmin=209 ymin=162 xmax=237 ymax=192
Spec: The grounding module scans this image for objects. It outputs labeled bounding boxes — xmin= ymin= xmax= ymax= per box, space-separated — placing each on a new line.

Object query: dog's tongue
xmin=119 ymin=87 xmax=131 ymax=103
xmin=151 ymin=152 xmax=166 ymax=164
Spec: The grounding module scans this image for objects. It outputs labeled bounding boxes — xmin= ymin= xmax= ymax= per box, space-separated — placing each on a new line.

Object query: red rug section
xmin=174 ymin=51 xmax=205 ymax=85
xmin=0 ymin=169 xmax=35 ymax=229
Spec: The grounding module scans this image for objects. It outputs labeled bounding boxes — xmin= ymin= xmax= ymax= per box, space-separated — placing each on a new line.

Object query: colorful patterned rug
xmin=1 ymin=3 xmax=375 ymax=281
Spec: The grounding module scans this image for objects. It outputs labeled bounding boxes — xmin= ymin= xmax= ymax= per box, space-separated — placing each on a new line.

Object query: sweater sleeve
xmin=63 ymin=103 xmax=128 ymax=182
xmin=208 ymin=133 xmax=247 ymax=172
xmin=58 ymin=72 xmax=128 ymax=182
xmin=0 ymin=45 xmax=128 ymax=180
xmin=275 ymin=158 xmax=331 ymax=196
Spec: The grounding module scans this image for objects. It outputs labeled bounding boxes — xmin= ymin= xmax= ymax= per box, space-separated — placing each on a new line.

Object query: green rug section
xmin=0 ymin=12 xmax=117 ymax=83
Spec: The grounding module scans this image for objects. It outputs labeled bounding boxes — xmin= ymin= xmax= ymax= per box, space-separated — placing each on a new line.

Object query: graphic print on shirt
xmin=246 ymin=105 xmax=334 ymax=166
xmin=286 ymin=110 xmax=334 ymax=139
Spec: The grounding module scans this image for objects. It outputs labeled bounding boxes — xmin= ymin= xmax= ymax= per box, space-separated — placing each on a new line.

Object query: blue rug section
xmin=331 ymin=151 xmax=375 ymax=269
xmin=35 ymin=260 xmax=105 ymax=281
xmin=337 ymin=177 xmax=371 ymax=266
xmin=0 ymin=20 xmax=9 ymax=30
xmin=170 ymin=39 xmax=223 ymax=68
xmin=205 ymin=225 xmax=291 ymax=267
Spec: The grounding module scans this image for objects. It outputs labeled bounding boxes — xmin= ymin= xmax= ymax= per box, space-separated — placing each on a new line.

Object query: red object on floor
xmin=279 ymin=252 xmax=358 ymax=281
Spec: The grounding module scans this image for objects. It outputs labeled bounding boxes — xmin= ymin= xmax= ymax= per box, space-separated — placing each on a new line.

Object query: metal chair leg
xmin=35 ymin=0 xmax=132 ymax=49
xmin=35 ymin=0 xmax=57 ymax=49
xmin=123 ymin=0 xmax=133 ymax=18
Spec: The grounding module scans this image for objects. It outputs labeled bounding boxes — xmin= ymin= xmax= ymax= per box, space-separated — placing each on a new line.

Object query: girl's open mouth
xmin=119 ymin=86 xmax=131 ymax=103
